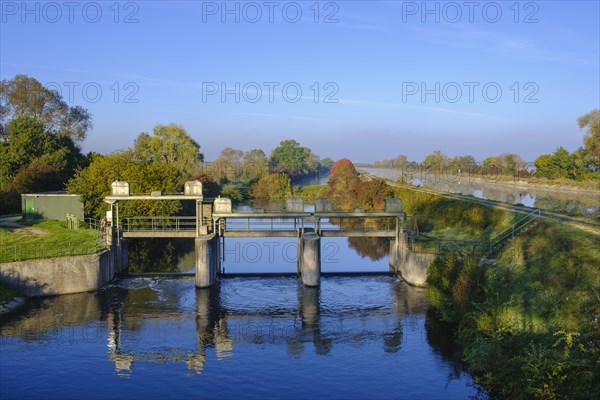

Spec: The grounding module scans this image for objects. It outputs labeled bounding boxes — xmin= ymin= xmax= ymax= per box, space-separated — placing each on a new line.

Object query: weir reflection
xmin=0 ymin=278 xmax=466 ymax=378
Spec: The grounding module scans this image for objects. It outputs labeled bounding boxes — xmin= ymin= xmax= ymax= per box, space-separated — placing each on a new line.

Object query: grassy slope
xmin=0 ymin=220 xmax=98 ymax=246
xmin=393 ymin=186 xmax=516 ymax=241
xmin=427 ymin=221 xmax=600 ymax=399
xmin=0 ymin=220 xmax=100 ymax=262
xmin=390 ymin=184 xmax=599 ymax=398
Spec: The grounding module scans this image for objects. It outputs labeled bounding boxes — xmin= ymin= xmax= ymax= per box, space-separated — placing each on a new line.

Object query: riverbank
xmin=427 ymin=219 xmax=600 ymax=399
xmin=0 ymin=219 xmax=101 ymax=263
xmin=360 ymin=170 xmax=600 ymax=236
xmin=361 ymin=167 xmax=600 ymax=193
xmin=371 ymin=170 xmax=600 ymax=398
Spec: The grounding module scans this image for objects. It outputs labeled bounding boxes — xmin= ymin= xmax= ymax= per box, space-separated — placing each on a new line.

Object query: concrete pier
xmin=389 ymin=234 xmax=437 ymax=287
xmin=299 ymin=285 xmax=320 ymax=328
xmin=195 ymin=234 xmax=220 ymax=288
xmin=299 ymin=233 xmax=321 ymax=287
xmin=389 ymin=238 xmax=400 ymax=276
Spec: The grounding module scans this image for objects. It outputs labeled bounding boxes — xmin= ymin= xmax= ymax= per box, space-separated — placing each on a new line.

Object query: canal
xmin=362 ymin=167 xmax=600 ymax=218
xmin=1 ymin=202 xmax=487 ymax=399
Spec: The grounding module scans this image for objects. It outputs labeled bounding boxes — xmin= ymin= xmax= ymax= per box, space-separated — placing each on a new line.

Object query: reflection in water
xmin=365 ymin=167 xmax=600 ymax=217
xmin=2 ymin=278 xmax=469 ymax=381
xmin=128 ymin=239 xmax=195 ymax=273
xmin=348 ymin=237 xmax=390 ymax=261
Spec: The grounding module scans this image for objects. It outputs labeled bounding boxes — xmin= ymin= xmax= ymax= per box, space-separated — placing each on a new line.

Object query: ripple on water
xmin=1 ymin=276 xmax=485 ymax=399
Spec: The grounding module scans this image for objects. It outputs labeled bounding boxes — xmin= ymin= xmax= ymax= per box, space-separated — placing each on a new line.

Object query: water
xmin=363 ymin=167 xmax=600 ymax=217
xmin=131 ymin=202 xmax=393 ymax=275
xmin=1 ymin=201 xmax=485 ymax=399
xmin=0 ymin=277 xmax=483 ymax=399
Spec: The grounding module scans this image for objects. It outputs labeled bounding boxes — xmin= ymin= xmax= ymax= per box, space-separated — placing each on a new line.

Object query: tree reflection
xmin=1 ymin=278 xmax=473 ymax=381
xmin=348 ymin=237 xmax=390 ymax=261
xmin=128 ymin=239 xmax=194 ymax=273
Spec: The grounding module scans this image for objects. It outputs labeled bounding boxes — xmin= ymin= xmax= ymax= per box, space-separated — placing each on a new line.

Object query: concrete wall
xmin=390 ymin=235 xmax=437 ymax=287
xmin=0 ymin=244 xmax=127 ymax=297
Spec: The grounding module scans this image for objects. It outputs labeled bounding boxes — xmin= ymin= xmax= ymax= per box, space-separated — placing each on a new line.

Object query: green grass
xmin=394 ymin=185 xmax=517 ymax=241
xmin=391 ymin=180 xmax=600 ymax=398
xmin=0 ymin=219 xmax=101 ymax=262
xmin=0 ymin=282 xmax=20 ymax=305
xmin=427 ymin=220 xmax=600 ymax=399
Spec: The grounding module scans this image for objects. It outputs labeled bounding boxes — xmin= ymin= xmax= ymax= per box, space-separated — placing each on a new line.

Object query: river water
xmin=362 ymin=167 xmax=600 ymax=217
xmin=0 ymin=198 xmax=486 ymax=400
xmin=0 ymin=231 xmax=486 ymax=399
xmin=0 ymin=276 xmax=483 ymax=399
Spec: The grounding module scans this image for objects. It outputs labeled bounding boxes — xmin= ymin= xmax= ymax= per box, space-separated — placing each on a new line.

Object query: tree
xmin=249 ymin=173 xmax=291 ymax=200
xmin=213 ymin=147 xmax=244 ymax=181
xmin=578 ymin=109 xmax=600 ymax=170
xmin=423 ymin=150 xmax=448 ymax=171
xmin=133 ymin=123 xmax=202 ymax=183
xmin=270 ymin=139 xmax=316 ymax=176
xmin=330 ymin=158 xmax=357 ymax=176
xmin=534 ymin=154 xmax=555 ymax=179
xmin=0 ymin=115 xmax=87 ymax=213
xmin=320 ymin=157 xmax=335 ymax=169
xmin=327 ymin=159 xmax=360 ymax=210
xmin=373 ymin=154 xmax=408 ymax=168
xmin=242 ymin=149 xmax=269 ymax=182
xmin=67 ymin=150 xmax=181 ymax=219
xmin=448 ymin=155 xmax=477 ymax=172
xmin=0 ymin=74 xmax=92 ymax=141
xmin=534 ymin=147 xmax=576 ymax=180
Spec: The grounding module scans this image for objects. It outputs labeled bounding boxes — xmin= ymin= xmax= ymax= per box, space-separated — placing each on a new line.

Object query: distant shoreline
xmin=361 ymin=167 xmax=600 ymax=195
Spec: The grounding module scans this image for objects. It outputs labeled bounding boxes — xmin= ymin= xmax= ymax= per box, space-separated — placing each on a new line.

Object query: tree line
xmin=373 ymin=110 xmax=600 ymax=182
xmin=1 ymin=75 xmax=92 ymax=214
xmin=0 ymin=74 xmax=334 ymax=217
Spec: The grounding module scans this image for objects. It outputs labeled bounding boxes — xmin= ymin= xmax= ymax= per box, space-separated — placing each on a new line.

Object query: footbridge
xmin=104 ymin=181 xmax=407 ymax=288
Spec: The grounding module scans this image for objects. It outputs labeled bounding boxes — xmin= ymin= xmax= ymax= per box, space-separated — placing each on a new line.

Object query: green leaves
xmin=270 ymin=139 xmax=316 ymax=176
xmin=249 ymin=173 xmax=291 ymax=200
xmin=0 ymin=74 xmax=92 ymax=142
xmin=133 ymin=124 xmax=202 ymax=184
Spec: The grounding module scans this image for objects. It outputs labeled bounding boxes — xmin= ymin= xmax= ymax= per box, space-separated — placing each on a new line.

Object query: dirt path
xmin=0 ymin=217 xmax=47 ymax=236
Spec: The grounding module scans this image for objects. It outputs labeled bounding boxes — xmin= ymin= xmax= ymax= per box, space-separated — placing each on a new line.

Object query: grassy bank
xmin=0 ymin=219 xmax=101 ymax=262
xmin=389 ymin=183 xmax=600 ymax=398
xmin=392 ymin=186 xmax=515 ymax=241
xmin=427 ymin=221 xmax=600 ymax=399
xmin=366 ymin=167 xmax=600 ymax=191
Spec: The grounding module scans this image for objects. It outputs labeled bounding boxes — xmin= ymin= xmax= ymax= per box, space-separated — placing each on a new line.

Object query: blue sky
xmin=1 ymin=0 xmax=599 ymax=163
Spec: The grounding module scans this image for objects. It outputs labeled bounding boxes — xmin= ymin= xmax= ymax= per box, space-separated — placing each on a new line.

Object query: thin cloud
xmin=198 ymin=111 xmax=338 ymax=123
xmin=337 ymin=97 xmax=504 ymax=120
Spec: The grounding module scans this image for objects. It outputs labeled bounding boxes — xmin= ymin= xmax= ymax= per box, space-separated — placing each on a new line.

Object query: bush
xmin=249 ymin=173 xmax=291 ymax=200
xmin=426 ymin=221 xmax=600 ymax=399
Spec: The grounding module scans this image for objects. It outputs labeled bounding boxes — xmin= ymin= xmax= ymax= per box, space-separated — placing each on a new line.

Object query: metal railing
xmin=488 ymin=208 xmax=541 ymax=256
xmin=218 ymin=216 xmax=401 ymax=236
xmin=401 ymin=209 xmax=541 ymax=257
xmin=405 ymin=231 xmax=486 ymax=255
xmin=0 ymin=218 xmax=110 ymax=263
xmin=121 ymin=216 xmax=197 ymax=232
xmin=0 ymin=240 xmax=106 ymax=263
xmin=324 ymin=217 xmax=398 ymax=233
xmin=221 ymin=217 xmax=302 ymax=234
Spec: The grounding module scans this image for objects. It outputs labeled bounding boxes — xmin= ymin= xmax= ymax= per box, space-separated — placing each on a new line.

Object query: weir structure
xmin=104 ymin=181 xmax=408 ymax=288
